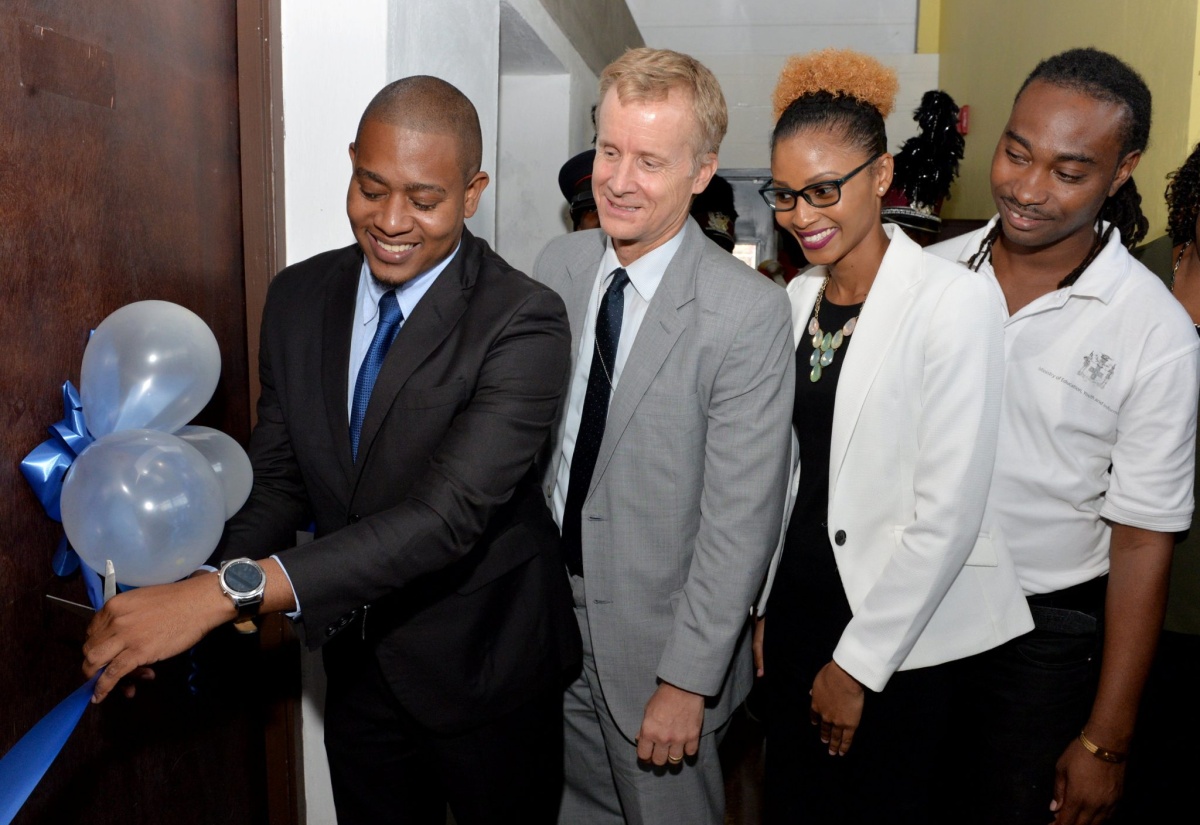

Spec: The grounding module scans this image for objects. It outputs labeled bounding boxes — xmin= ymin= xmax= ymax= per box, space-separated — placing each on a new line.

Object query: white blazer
xmin=759 ymin=225 xmax=1033 ymax=691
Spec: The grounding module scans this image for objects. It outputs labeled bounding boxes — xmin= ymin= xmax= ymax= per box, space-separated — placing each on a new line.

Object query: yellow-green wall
xmin=934 ymin=0 xmax=1200 ymax=239
xmin=917 ymin=0 xmax=940 ymax=54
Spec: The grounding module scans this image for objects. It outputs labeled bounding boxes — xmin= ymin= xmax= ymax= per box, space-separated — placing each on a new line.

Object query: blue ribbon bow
xmin=19 ymin=381 xmax=93 ymax=523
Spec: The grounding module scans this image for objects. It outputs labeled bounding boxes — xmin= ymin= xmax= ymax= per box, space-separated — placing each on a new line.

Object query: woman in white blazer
xmin=755 ymin=51 xmax=1033 ymax=823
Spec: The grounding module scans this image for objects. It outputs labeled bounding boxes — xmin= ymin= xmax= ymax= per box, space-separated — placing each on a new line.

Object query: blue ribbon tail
xmin=51 ymin=536 xmax=80 ymax=577
xmin=0 ymin=673 xmax=99 ymax=825
xmin=80 ymin=564 xmax=104 ymax=612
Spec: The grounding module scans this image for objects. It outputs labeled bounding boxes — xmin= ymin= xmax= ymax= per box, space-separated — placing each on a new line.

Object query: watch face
xmin=225 ymin=561 xmax=264 ymax=594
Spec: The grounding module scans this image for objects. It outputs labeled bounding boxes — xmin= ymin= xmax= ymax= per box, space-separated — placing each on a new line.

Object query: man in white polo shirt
xmin=932 ymin=49 xmax=1199 ymax=825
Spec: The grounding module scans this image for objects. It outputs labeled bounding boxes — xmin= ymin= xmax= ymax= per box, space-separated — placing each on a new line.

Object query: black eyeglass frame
xmin=759 ymin=152 xmax=884 ymax=212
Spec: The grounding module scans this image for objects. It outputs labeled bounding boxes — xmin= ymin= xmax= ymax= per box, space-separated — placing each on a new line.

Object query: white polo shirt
xmin=931 ymin=218 xmax=1200 ymax=594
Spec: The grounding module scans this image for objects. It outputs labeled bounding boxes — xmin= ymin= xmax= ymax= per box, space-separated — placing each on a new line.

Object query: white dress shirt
xmin=551 ymin=225 xmax=687 ymax=529
xmin=273 ymin=240 xmax=459 ymax=615
xmin=346 ymin=241 xmax=458 ymax=416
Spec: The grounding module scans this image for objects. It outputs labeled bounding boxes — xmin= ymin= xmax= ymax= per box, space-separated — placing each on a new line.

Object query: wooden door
xmin=0 ymin=2 xmax=279 ymax=822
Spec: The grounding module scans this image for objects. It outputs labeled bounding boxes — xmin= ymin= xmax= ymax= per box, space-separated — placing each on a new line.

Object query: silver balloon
xmin=61 ymin=429 xmax=226 ymax=586
xmin=176 ymin=426 xmax=253 ymax=519
xmin=81 ymin=300 xmax=221 ymax=437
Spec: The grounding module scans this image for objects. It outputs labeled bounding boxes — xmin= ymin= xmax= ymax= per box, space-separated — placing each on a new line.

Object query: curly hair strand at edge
xmin=1166 ymin=142 xmax=1200 ymax=245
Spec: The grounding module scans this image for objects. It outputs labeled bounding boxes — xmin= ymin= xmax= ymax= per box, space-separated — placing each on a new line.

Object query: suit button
xmin=348 ymin=514 xmax=361 ymax=524
xmin=834 ymin=530 xmax=846 ymax=546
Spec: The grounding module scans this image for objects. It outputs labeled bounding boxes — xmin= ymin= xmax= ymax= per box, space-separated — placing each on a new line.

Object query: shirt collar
xmin=964 ymin=215 xmax=1129 ymax=305
xmin=357 ymin=239 xmax=461 ymax=324
xmin=599 ymin=221 xmax=688 ymax=302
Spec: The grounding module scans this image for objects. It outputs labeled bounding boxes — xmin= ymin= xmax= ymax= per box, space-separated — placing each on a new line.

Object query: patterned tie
xmin=350 ymin=290 xmax=403 ymax=461
xmin=562 ymin=268 xmax=630 ymax=576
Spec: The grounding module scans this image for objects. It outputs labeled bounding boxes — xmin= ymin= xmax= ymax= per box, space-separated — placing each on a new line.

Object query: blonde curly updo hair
xmin=772 ymin=49 xmax=898 ymax=121
xmin=770 ymin=49 xmax=898 ymax=158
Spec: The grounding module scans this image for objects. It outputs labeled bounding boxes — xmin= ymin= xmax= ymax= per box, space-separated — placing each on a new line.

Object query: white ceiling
xmin=624 ymin=0 xmax=920 ymax=55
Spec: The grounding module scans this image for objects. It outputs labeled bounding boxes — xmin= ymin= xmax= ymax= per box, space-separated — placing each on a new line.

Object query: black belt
xmin=1027 ymin=575 xmax=1107 ymax=635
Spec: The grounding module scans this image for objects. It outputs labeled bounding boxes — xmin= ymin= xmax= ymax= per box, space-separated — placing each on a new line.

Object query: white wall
xmin=503 ymin=0 xmax=602 ymax=153
xmin=388 ymin=0 xmax=501 ymax=241
xmin=497 ymin=73 xmax=572 ymax=273
xmin=496 ymin=0 xmax=602 ymax=274
xmin=281 ymin=1 xmax=387 ymax=266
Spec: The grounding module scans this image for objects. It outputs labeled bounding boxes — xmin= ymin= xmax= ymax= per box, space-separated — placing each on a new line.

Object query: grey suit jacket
xmin=533 ymin=220 xmax=795 ymax=739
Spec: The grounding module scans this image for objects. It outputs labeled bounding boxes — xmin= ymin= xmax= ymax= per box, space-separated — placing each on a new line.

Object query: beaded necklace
xmin=807 ymin=275 xmax=863 ymax=382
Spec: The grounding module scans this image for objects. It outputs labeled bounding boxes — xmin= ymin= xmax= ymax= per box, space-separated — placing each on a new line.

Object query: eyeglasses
xmin=758 ymin=153 xmax=883 ymax=211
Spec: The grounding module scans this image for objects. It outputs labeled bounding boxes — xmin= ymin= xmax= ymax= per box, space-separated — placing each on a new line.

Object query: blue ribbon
xmin=0 ymin=673 xmax=99 ymax=825
xmin=80 ymin=563 xmax=105 ymax=612
xmin=50 ymin=535 xmax=80 ymax=577
xmin=19 ymin=381 xmax=92 ymax=523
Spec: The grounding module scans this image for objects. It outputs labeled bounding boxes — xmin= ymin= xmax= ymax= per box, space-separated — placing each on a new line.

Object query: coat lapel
xmin=562 ymin=232 xmax=608 ymax=364
xmin=828 ymin=226 xmax=922 ymax=494
xmin=587 ymin=226 xmax=699 ymax=496
xmin=320 ymin=248 xmax=362 ymax=488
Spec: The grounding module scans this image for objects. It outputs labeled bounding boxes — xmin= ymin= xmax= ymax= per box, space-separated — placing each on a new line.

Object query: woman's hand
xmin=810 ymin=659 xmax=865 ymax=756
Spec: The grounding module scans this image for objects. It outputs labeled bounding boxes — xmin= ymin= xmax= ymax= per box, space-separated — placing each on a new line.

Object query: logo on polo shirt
xmin=1077 ymin=351 xmax=1116 ymax=388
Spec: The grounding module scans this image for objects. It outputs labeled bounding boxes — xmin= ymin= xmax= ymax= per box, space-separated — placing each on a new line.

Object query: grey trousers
xmin=560 ymin=574 xmax=727 ymax=825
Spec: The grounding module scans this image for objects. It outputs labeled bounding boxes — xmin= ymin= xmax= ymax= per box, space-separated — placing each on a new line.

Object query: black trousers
xmin=940 ymin=576 xmax=1106 ymax=825
xmin=763 ymin=517 xmax=960 ymax=825
xmin=322 ymin=630 xmax=564 ymax=825
xmin=763 ymin=654 xmax=958 ymax=825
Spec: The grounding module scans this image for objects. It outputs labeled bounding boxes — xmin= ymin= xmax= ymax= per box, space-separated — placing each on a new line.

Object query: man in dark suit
xmin=83 ymin=76 xmax=580 ymax=825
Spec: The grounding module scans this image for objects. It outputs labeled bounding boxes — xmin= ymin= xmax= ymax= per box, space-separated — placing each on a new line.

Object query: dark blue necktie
xmin=350 ymin=290 xmax=403 ymax=461
xmin=562 ymin=267 xmax=629 ymax=577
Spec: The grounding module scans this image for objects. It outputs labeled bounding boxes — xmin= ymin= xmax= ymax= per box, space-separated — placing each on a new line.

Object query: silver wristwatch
xmin=218 ymin=557 xmax=266 ymax=620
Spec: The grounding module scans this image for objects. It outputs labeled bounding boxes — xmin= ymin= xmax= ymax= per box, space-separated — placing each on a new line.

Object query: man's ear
xmin=1109 ymin=150 xmax=1142 ymax=197
xmin=349 ymin=142 xmax=357 ymax=166
xmin=462 ymin=171 xmax=490 ymax=219
xmin=691 ymin=152 xmax=718 ymax=195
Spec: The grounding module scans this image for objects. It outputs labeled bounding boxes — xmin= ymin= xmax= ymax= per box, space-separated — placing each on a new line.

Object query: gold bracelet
xmin=1078 ymin=731 xmax=1127 ymax=764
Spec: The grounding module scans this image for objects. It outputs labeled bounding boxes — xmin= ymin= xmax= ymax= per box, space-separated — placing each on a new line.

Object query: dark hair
xmin=358 ymin=76 xmax=482 ymax=182
xmin=970 ymin=48 xmax=1152 ymax=285
xmin=1166 ymin=142 xmax=1200 ymax=245
xmin=772 ymin=92 xmax=886 ymax=159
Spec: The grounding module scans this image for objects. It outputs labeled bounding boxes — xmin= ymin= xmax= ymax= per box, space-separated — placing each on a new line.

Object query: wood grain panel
xmin=0 ymin=1 xmax=267 ymax=822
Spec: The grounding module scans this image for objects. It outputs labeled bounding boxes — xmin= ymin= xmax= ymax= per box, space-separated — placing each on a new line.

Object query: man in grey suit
xmin=533 ymin=48 xmax=794 ymax=824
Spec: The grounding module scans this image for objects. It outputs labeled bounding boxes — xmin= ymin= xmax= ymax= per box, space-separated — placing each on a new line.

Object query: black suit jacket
xmin=220 ymin=229 xmax=580 ymax=733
